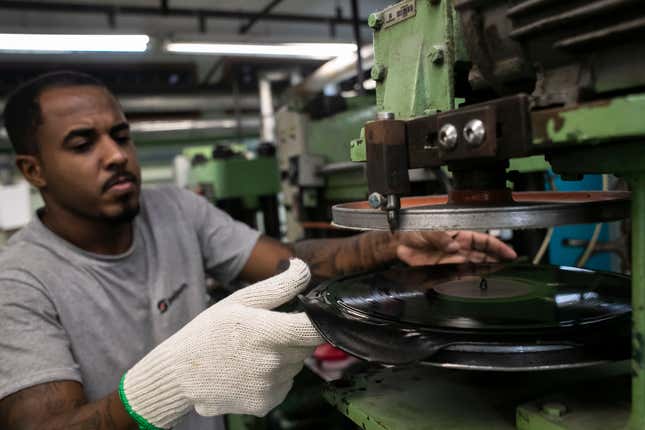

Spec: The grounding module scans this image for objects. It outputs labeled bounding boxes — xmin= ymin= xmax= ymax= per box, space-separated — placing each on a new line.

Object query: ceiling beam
xmin=0 ymin=0 xmax=370 ymax=27
xmin=239 ymin=0 xmax=284 ymax=34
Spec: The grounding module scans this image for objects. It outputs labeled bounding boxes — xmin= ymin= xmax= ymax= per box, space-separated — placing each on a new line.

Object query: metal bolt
xmin=368 ymin=192 xmax=387 ymax=209
xmin=429 ymin=46 xmax=444 ymax=65
xmin=376 ymin=111 xmax=395 ymax=120
xmin=371 ymin=64 xmax=387 ymax=82
xmin=463 ymin=119 xmax=486 ymax=147
xmin=438 ymin=123 xmax=458 ymax=151
xmin=368 ymin=12 xmax=384 ymax=30
xmin=541 ymin=402 xmax=567 ymax=418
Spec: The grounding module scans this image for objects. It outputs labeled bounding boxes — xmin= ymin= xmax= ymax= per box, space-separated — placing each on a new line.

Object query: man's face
xmin=35 ymin=85 xmax=141 ymax=223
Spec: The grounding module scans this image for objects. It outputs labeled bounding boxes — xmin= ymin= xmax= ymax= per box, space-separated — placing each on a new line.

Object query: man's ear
xmin=15 ymin=155 xmax=47 ymax=189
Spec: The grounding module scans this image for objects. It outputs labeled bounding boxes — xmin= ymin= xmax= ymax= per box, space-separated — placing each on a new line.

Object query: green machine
xmin=185 ymin=144 xmax=281 ymax=238
xmin=276 ymin=96 xmax=376 ymax=240
xmin=323 ymin=0 xmax=645 ymax=429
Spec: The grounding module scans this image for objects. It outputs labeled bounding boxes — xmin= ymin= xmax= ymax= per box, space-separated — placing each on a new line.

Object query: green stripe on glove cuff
xmin=119 ymin=373 xmax=165 ymax=430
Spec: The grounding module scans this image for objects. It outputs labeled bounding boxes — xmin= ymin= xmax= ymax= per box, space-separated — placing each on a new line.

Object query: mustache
xmin=102 ymin=171 xmax=138 ymax=193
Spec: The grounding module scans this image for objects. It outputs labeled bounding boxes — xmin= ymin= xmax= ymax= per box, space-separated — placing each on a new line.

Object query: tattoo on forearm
xmin=293 ymin=231 xmax=398 ymax=279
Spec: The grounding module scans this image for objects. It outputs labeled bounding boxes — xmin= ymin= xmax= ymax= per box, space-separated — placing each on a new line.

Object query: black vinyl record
xmin=300 ymin=263 xmax=631 ymax=370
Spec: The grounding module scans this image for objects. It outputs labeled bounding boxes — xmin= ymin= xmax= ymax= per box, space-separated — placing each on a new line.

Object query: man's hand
xmin=395 ymin=230 xmax=517 ymax=266
xmin=120 ymin=259 xmax=322 ymax=429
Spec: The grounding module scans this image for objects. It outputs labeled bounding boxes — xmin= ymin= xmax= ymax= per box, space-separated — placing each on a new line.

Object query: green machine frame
xmin=330 ymin=1 xmax=645 ymax=429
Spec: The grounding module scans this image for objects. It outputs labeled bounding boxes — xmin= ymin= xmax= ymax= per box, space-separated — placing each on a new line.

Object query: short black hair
xmin=3 ymin=71 xmax=108 ymax=155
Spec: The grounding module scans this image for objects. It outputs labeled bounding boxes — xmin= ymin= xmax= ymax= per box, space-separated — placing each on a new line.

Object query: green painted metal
xmin=372 ymin=0 xmax=463 ymax=120
xmin=188 ymin=157 xmax=280 ymax=200
xmin=350 ymin=127 xmax=366 ymax=162
xmin=516 ymin=376 xmax=630 ymax=430
xmin=307 ymin=102 xmax=376 ymax=164
xmin=627 ymin=172 xmax=645 ymax=430
xmin=533 ymin=94 xmax=645 ymax=146
xmin=324 ymin=363 xmax=630 ymax=430
xmin=324 ymin=169 xmax=368 ymax=201
xmin=546 ymin=142 xmax=645 ymax=176
xmin=508 ymin=156 xmax=550 ymax=173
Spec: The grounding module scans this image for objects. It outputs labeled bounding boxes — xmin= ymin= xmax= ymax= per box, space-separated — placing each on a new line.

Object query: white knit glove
xmin=118 ymin=259 xmax=323 ymax=429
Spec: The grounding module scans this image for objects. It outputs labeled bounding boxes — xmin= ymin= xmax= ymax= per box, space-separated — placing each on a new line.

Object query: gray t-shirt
xmin=0 ymin=185 xmax=261 ymax=430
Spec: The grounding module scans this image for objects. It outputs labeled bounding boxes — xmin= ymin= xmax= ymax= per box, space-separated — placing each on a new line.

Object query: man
xmin=0 ymin=71 xmax=516 ymax=430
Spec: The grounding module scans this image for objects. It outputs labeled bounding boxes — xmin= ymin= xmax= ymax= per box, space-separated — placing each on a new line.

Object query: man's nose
xmin=101 ymin=136 xmax=128 ymax=168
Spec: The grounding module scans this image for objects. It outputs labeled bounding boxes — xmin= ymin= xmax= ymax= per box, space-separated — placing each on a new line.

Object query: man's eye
xmin=71 ymin=142 xmax=91 ymax=153
xmin=115 ymin=135 xmax=131 ymax=145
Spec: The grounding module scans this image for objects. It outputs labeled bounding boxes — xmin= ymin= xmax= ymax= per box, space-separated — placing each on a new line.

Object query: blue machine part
xmin=548 ymin=174 xmax=612 ymax=271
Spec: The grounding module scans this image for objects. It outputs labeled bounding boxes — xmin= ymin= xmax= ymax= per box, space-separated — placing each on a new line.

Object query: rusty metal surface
xmin=332 ymin=191 xmax=630 ymax=231
xmin=364 ymin=118 xmax=410 ymax=196
xmin=454 ymin=0 xmax=645 ymax=106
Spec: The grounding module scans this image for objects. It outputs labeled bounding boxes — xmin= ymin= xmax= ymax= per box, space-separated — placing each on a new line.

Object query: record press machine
xmin=311 ymin=1 xmax=645 ymax=429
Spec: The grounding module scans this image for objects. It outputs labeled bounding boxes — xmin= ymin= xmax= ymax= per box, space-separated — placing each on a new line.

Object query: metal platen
xmin=334 ymin=191 xmax=630 ymax=231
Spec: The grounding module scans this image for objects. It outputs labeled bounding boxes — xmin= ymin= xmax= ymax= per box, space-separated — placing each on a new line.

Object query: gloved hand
xmin=118 ymin=259 xmax=323 ymax=429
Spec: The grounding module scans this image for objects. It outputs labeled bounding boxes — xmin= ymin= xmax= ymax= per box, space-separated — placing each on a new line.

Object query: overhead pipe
xmin=350 ymin=0 xmax=365 ymax=95
xmin=0 ymin=94 xmax=261 ymax=115
xmin=289 ymin=45 xmax=374 ymax=98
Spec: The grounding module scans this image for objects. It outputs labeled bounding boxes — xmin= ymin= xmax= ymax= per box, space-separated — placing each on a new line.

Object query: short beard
xmin=103 ymin=204 xmax=140 ymax=225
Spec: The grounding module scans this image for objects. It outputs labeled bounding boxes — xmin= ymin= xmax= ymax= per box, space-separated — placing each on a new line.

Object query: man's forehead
xmin=39 ymin=85 xmax=123 ymax=121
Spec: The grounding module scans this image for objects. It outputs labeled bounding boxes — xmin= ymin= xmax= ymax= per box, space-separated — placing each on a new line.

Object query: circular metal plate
xmin=332 ymin=191 xmax=630 ymax=231
xmin=421 ymin=346 xmax=611 ymax=372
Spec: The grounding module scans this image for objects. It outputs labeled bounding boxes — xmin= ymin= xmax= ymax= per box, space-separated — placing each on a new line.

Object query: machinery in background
xmin=276 ymin=94 xmax=450 ymax=241
xmin=321 ymin=1 xmax=645 ymax=429
xmin=276 ymin=95 xmax=374 ymax=240
xmin=184 ymin=143 xmax=281 ymax=238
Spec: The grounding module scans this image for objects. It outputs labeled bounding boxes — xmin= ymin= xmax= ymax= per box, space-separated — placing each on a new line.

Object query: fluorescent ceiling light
xmin=130 ymin=118 xmax=253 ymax=133
xmin=165 ymin=42 xmax=357 ymax=60
xmin=0 ymin=34 xmax=149 ymax=53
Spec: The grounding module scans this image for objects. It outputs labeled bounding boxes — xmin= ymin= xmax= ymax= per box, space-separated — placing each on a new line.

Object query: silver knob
xmin=368 ymin=192 xmax=387 ymax=209
xmin=438 ymin=123 xmax=458 ymax=151
xmin=376 ymin=111 xmax=395 ymax=120
xmin=463 ymin=119 xmax=486 ymax=147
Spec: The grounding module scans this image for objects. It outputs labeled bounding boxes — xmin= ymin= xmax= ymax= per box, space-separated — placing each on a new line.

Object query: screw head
xmin=368 ymin=192 xmax=387 ymax=209
xmin=438 ymin=123 xmax=458 ymax=151
xmin=429 ymin=46 xmax=445 ymax=65
xmin=368 ymin=13 xmax=383 ymax=30
xmin=463 ymin=119 xmax=486 ymax=147
xmin=371 ymin=64 xmax=387 ymax=81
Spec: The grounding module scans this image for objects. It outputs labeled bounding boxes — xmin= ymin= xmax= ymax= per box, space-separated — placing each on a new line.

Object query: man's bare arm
xmin=238 ymin=233 xmax=396 ymax=282
xmin=238 ymin=230 xmax=515 ymax=283
xmin=292 ymin=232 xmax=396 ymax=279
xmin=0 ymin=381 xmax=137 ymax=430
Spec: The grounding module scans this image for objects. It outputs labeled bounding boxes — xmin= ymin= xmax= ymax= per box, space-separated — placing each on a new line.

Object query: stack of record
xmin=300 ymin=263 xmax=631 ymax=371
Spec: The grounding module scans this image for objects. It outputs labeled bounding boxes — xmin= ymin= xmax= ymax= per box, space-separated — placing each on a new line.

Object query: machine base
xmin=323 ymin=362 xmax=630 ymax=430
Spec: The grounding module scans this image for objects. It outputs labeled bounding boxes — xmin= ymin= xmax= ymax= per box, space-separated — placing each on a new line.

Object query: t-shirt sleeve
xmin=0 ymin=273 xmax=82 ymax=400
xmin=173 ymin=187 xmax=261 ymax=284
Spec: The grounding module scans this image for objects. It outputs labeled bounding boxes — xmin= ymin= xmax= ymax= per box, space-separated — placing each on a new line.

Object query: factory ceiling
xmin=0 ymin=0 xmax=388 ymax=97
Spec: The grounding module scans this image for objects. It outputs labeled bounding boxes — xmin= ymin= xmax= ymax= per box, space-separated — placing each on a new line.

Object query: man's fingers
xmin=225 ymin=259 xmax=311 ymax=309
xmin=254 ymin=310 xmax=324 ymax=348
xmin=454 ymin=231 xmax=517 ymax=260
xmin=403 ymin=231 xmax=460 ymax=253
